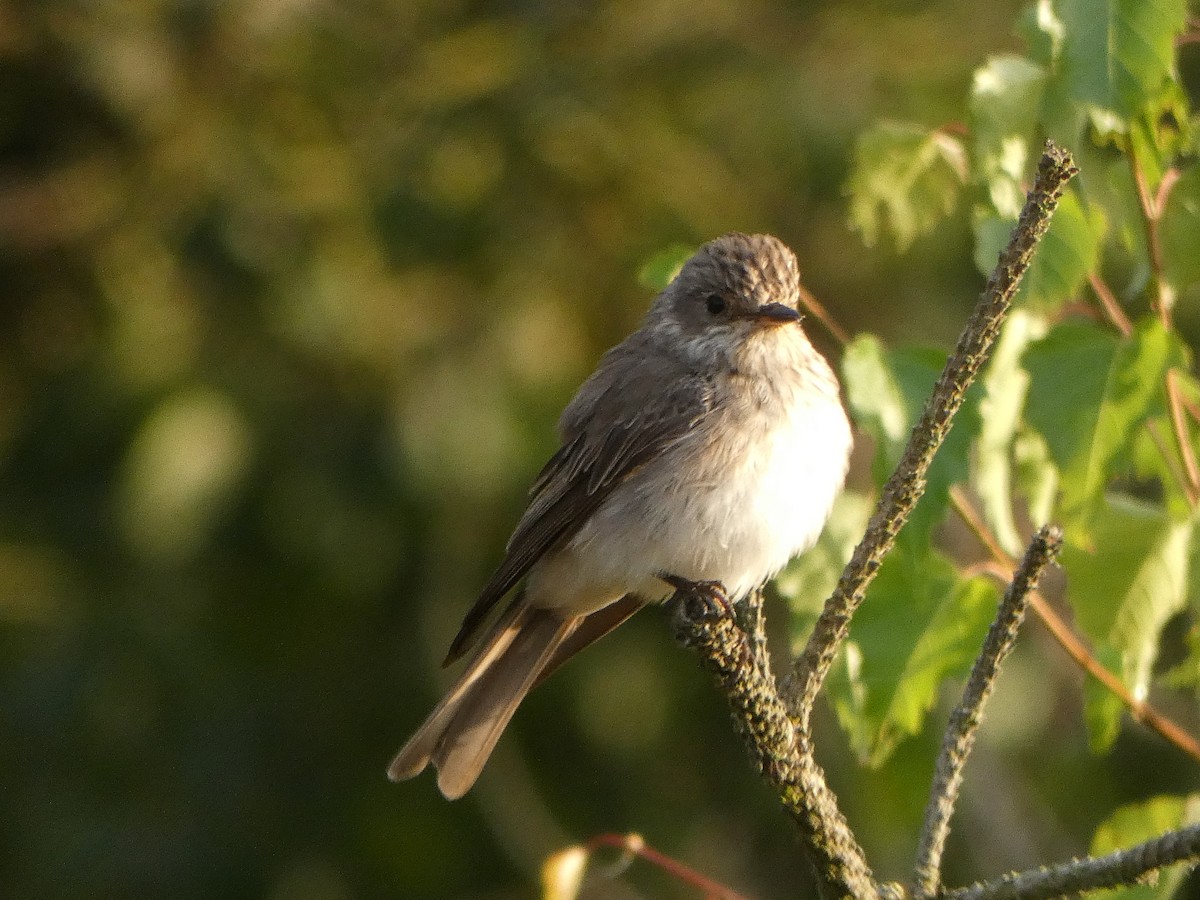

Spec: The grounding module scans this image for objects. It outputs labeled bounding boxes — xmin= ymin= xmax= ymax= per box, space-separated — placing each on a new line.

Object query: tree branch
xmin=944 ymin=823 xmax=1200 ymax=900
xmin=669 ymin=144 xmax=1077 ymax=900
xmin=914 ymin=525 xmax=1063 ymax=898
xmin=949 ymin=486 xmax=1200 ymax=764
xmin=669 ymin=586 xmax=879 ymax=900
xmin=789 ymin=142 xmax=1079 ymax=723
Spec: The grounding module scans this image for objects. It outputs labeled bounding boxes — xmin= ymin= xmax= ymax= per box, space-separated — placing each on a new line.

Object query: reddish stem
xmin=1128 ymin=150 xmax=1173 ymax=327
xmin=1086 ymin=273 xmax=1134 ymax=337
xmin=799 ymin=284 xmax=850 ymax=347
xmin=1166 ymin=369 xmax=1200 ymax=505
xmin=950 ymin=487 xmax=1200 ymax=764
xmin=583 ymin=833 xmax=754 ymax=900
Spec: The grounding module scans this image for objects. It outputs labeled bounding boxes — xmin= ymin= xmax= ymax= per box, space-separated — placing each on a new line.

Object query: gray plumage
xmin=389 ymin=232 xmax=852 ymax=798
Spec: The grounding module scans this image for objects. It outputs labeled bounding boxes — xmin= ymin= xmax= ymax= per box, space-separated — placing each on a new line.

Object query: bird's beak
xmin=751 ymin=302 xmax=802 ymax=325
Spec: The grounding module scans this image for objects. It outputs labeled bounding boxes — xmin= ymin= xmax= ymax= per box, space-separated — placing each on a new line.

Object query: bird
xmin=389 ymin=232 xmax=853 ymax=799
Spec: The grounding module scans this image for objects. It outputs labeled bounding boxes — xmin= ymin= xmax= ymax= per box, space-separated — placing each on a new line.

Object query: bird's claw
xmin=660 ymin=573 xmax=732 ymax=621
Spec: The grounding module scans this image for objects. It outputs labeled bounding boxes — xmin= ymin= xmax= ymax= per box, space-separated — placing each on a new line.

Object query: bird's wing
xmin=443 ymin=353 xmax=714 ymax=664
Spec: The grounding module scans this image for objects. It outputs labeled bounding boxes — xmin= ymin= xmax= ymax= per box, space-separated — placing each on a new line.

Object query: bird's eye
xmin=705 ymin=293 xmax=727 ymax=316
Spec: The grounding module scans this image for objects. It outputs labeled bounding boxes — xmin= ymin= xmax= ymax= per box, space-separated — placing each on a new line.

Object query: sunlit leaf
xmin=1023 ymin=320 xmax=1188 ymax=538
xmin=842 ymin=335 xmax=977 ymax=543
xmin=1083 ymin=643 xmax=1129 ymax=753
xmin=847 ymin=122 xmax=967 ymax=251
xmin=1127 ymin=80 xmax=1193 ymax=190
xmin=829 ymin=549 xmax=998 ymax=766
xmin=1062 ymin=496 xmax=1194 ymax=746
xmin=1012 ymin=428 xmax=1060 ymax=528
xmin=842 ymin=335 xmax=909 ymax=480
xmin=1021 ymin=189 xmax=1105 ymax=309
xmin=973 ymin=188 xmax=1104 ymax=310
xmin=1053 ymin=0 xmax=1188 ymax=121
xmin=974 ymin=309 xmax=1050 ymax=554
xmin=970 ymin=54 xmax=1047 ymax=218
xmin=1089 ymin=795 xmax=1200 ymax=900
xmin=541 ymin=846 xmax=589 ymax=900
xmin=779 ymin=490 xmax=874 ymax=632
xmin=1161 ymin=169 xmax=1200 ymax=296
xmin=1067 ymin=141 xmax=1152 ymax=295
xmin=637 ymin=243 xmax=695 ymax=291
xmin=1017 ymin=0 xmax=1066 ymax=68
xmin=832 ymin=337 xmax=997 ymax=762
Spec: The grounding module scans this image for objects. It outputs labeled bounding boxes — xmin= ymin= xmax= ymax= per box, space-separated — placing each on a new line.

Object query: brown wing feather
xmin=531 ymin=593 xmax=644 ymax=689
xmin=443 ymin=350 xmax=713 ymax=665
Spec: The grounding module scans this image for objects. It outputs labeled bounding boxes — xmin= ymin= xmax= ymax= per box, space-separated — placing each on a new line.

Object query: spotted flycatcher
xmin=389 ymin=232 xmax=853 ymax=798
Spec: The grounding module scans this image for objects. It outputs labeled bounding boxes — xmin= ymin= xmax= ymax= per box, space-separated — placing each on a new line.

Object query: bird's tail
xmin=388 ymin=600 xmax=577 ymax=800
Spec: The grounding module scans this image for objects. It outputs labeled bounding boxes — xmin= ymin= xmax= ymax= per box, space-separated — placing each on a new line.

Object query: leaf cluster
xmin=779 ymin=0 xmax=1200 ymax=892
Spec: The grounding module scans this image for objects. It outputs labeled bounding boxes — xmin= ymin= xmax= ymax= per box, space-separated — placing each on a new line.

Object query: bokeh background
xmin=3 ymin=1 xmax=1199 ymax=898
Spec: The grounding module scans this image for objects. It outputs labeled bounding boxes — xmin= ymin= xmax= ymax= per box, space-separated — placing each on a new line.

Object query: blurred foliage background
xmin=3 ymin=1 xmax=1199 ymax=898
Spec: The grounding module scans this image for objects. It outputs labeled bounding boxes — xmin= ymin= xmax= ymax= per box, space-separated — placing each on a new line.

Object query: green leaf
xmin=847 ymin=122 xmax=967 ymax=251
xmin=1093 ymin=794 xmax=1198 ymax=852
xmin=1023 ymin=319 xmax=1188 ymax=538
xmin=842 ymin=336 xmax=977 ymax=542
xmin=1128 ymin=80 xmax=1193 ymax=189
xmin=1161 ymin=169 xmax=1200 ymax=297
xmin=1053 ymin=0 xmax=1188 ymax=122
xmin=973 ymin=188 xmax=1104 ymax=310
xmin=1017 ymin=0 xmax=1066 ymax=68
xmin=1020 ymin=189 xmax=1105 ymax=310
xmin=970 ymin=54 xmax=1048 ymax=218
xmin=637 ymin=243 xmax=695 ymax=291
xmin=972 ymin=214 xmax=1013 ymax=281
xmin=1012 ymin=427 xmax=1060 ymax=528
xmin=1129 ymin=410 xmax=1198 ymax=522
xmin=974 ymin=309 xmax=1050 ymax=554
xmin=843 ymin=335 xmax=913 ymax=478
xmin=779 ymin=490 xmax=874 ymax=643
xmin=1062 ymin=496 xmax=1193 ymax=723
xmin=1083 ymin=643 xmax=1128 ymax=752
xmin=1089 ymin=795 xmax=1200 ymax=900
xmin=1022 ymin=322 xmax=1120 ymax=531
xmin=1171 ymin=526 xmax=1200 ymax=688
xmin=1069 ymin=141 xmax=1151 ymax=296
xmin=828 ymin=550 xmax=999 ymax=766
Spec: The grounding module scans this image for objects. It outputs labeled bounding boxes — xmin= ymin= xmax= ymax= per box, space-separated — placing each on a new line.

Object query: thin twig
xmin=799 ymin=284 xmax=851 ymax=347
xmin=1178 ymin=384 xmax=1200 ymax=424
xmin=1155 ymin=168 xmax=1182 ymax=221
xmin=1180 ymin=18 xmax=1200 ymax=45
xmin=913 ymin=526 xmax=1064 ymax=898
xmin=790 ymin=142 xmax=1079 ymax=721
xmin=1128 ymin=148 xmax=1173 ymax=327
xmin=1166 ymin=368 xmax=1200 ymax=504
xmin=581 ymin=833 xmax=754 ymax=900
xmin=1085 ymin=274 xmax=1197 ymax=506
xmin=1086 ymin=272 xmax=1133 ymax=337
xmin=1122 ymin=160 xmax=1194 ymax=512
xmin=948 ymin=487 xmax=1200 ymax=764
xmin=1145 ymin=420 xmax=1198 ymax=508
xmin=944 ymin=822 xmax=1200 ymax=900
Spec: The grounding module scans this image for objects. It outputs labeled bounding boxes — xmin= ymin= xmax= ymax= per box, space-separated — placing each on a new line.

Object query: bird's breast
xmin=535 ymin=375 xmax=852 ymax=613
xmin=669 ymin=381 xmax=852 ymax=595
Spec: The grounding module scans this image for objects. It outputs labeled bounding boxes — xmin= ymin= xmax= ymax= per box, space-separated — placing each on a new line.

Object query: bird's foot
xmin=660 ymin=574 xmax=732 ymax=621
